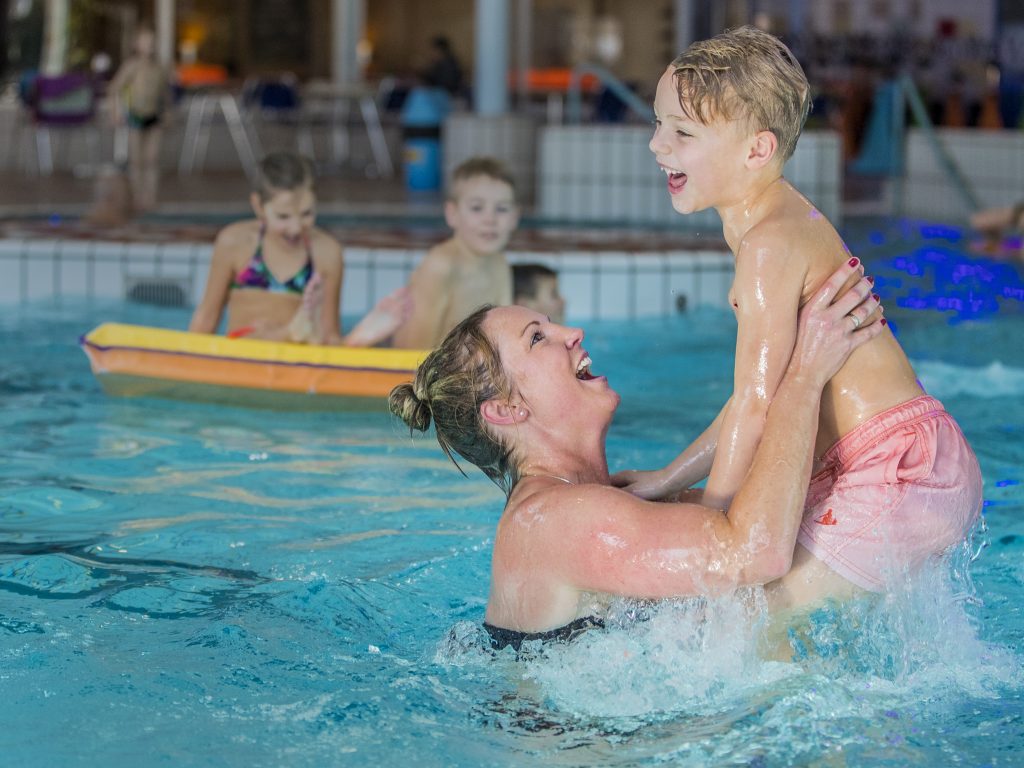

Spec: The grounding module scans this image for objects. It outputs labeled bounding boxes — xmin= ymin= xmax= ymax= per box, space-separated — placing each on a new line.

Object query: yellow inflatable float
xmin=80 ymin=323 xmax=428 ymax=410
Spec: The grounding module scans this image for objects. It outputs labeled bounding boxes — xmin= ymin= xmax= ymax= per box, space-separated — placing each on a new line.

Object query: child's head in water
xmin=651 ymin=26 xmax=810 ymax=214
xmin=513 ymin=263 xmax=565 ymax=323
xmin=445 ymin=157 xmax=519 ymax=256
xmin=250 ymin=152 xmax=316 ymax=249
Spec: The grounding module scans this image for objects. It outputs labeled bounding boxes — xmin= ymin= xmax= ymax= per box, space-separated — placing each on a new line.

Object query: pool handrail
xmin=566 ymin=62 xmax=654 ymax=125
xmin=895 ymin=74 xmax=981 ymax=214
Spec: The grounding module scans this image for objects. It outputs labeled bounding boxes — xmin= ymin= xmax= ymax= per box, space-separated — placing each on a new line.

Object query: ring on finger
xmin=849 ymin=312 xmax=862 ymax=330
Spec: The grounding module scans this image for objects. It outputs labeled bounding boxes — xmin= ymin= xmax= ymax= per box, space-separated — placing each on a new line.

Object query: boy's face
xmin=251 ymin=186 xmax=317 ymax=249
xmin=445 ymin=176 xmax=519 ymax=256
xmin=649 ymin=66 xmax=755 ymax=215
xmin=136 ymin=31 xmax=156 ymax=57
xmin=517 ymin=276 xmax=565 ymax=324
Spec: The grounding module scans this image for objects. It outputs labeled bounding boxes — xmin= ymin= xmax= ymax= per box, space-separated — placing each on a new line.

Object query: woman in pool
xmin=189 ymin=151 xmax=411 ymax=345
xmin=390 ymin=260 xmax=892 ymax=649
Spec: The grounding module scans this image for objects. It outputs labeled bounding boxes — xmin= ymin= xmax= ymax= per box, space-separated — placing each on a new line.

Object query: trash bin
xmin=400 ymin=87 xmax=450 ymax=191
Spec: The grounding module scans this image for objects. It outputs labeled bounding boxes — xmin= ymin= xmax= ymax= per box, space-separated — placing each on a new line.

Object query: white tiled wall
xmin=442 ymin=114 xmax=538 ymax=202
xmin=537 ymin=127 xmax=843 ymax=228
xmin=902 ymin=129 xmax=1024 ymax=222
xmin=0 ymin=239 xmax=734 ymax=320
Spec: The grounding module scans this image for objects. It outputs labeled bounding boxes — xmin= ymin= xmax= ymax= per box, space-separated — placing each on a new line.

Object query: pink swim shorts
xmin=797 ymin=395 xmax=983 ymax=592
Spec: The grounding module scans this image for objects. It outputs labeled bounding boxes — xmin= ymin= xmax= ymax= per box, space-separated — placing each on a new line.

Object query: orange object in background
xmin=512 ymin=68 xmax=600 ymax=93
xmin=176 ymin=63 xmax=229 ymax=88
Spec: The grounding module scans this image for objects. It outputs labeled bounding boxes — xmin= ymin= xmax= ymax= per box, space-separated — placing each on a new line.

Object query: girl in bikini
xmin=189 ymin=151 xmax=411 ymax=346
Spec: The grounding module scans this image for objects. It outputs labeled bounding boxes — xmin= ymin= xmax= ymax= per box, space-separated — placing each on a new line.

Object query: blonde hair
xmin=447 ymin=156 xmax=517 ymax=201
xmin=671 ymin=26 xmax=810 ymax=161
xmin=389 ymin=305 xmax=520 ymax=496
xmin=254 ymin=151 xmax=315 ymax=202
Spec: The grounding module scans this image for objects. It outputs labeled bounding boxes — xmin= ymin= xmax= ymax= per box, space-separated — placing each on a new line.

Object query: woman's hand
xmin=788 ymin=257 xmax=885 ymax=387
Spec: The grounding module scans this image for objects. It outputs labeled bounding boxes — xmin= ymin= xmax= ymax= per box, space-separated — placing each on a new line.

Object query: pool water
xmin=1 ymin=225 xmax=1023 ymax=766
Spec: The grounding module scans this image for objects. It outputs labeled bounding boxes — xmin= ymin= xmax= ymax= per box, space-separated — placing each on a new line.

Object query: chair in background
xmin=30 ymin=72 xmax=99 ymax=175
xmin=241 ymin=73 xmax=313 ymax=158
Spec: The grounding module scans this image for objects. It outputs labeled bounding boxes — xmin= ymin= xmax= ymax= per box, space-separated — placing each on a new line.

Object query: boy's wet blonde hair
xmin=447 ymin=156 xmax=517 ymax=202
xmin=389 ymin=305 xmax=521 ymax=497
xmin=671 ymin=26 xmax=810 ymax=162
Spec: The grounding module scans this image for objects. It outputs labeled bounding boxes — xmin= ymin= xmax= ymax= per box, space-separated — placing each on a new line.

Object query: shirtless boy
xmin=392 ymin=157 xmax=518 ymax=349
xmin=615 ymin=27 xmax=982 ymax=614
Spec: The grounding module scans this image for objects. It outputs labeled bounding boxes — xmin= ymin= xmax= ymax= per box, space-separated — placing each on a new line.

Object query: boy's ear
xmin=443 ymin=199 xmax=459 ymax=230
xmin=249 ymin=192 xmax=264 ymax=218
xmin=746 ymin=130 xmax=779 ymax=170
xmin=480 ymin=399 xmax=523 ymax=426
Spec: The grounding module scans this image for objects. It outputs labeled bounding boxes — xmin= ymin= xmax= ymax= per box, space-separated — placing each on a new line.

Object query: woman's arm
xmin=539 ymin=260 xmax=883 ymax=597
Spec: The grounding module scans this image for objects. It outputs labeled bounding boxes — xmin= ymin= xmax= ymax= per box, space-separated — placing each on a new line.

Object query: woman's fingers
xmin=809 ymin=256 xmax=864 ymax=311
xmin=828 ymin=274 xmax=874 ymax=317
xmin=846 ymin=292 xmax=884 ymax=333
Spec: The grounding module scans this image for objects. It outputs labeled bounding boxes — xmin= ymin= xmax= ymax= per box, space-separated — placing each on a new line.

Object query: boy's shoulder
xmin=421 ymin=237 xmax=463 ymax=266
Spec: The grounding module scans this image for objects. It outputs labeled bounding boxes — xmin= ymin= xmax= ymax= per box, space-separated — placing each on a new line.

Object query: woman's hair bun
xmin=389 ymin=382 xmax=432 ymax=433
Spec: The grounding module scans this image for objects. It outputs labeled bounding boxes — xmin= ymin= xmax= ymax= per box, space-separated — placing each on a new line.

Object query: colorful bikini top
xmin=231 ymin=229 xmax=314 ymax=295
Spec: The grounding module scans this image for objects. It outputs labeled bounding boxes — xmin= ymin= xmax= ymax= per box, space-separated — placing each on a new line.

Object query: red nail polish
xmin=873 ymin=293 xmax=880 ymax=301
xmin=881 ymin=318 xmax=888 ymax=326
xmin=867 ymin=276 xmax=875 ymax=285
xmin=848 ymin=257 xmax=859 ymax=267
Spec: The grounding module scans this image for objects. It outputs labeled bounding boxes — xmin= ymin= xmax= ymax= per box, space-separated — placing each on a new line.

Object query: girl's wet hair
xmin=254 ymin=151 xmax=315 ymax=201
xmin=389 ymin=305 xmax=520 ymax=496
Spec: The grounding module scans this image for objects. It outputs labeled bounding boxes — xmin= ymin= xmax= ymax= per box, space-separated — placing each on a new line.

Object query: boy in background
xmin=393 ymin=157 xmax=519 ymax=349
xmin=512 ymin=263 xmax=566 ymax=323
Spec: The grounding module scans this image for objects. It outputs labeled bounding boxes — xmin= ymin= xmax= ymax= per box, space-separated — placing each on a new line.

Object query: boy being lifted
xmin=615 ymin=27 xmax=981 ymax=608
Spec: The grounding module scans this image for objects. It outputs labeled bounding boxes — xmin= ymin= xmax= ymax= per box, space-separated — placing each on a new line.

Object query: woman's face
xmin=482 ymin=306 xmax=619 ymax=428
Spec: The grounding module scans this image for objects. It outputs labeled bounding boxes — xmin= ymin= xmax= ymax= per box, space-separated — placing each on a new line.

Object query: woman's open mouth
xmin=576 ymin=355 xmax=597 ymax=381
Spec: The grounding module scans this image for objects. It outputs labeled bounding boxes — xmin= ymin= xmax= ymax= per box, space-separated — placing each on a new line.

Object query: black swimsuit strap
xmin=483 ymin=616 xmax=605 ymax=652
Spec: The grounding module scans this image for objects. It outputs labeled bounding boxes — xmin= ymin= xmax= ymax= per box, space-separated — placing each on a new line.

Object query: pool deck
xmin=0 ymin=169 xmax=730 ymax=254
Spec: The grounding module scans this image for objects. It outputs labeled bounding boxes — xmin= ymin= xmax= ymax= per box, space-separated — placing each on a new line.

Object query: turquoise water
xmin=1 ymin=224 xmax=1023 ymax=766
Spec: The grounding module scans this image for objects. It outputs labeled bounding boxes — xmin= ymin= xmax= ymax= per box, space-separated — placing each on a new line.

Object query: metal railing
xmin=566 ymin=63 xmax=654 ymax=125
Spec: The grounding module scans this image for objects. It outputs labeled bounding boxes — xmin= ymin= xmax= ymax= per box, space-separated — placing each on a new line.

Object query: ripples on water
xmin=1 ymin=250 xmax=1023 ymax=766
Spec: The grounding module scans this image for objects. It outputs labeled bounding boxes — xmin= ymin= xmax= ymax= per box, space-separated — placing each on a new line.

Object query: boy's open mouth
xmin=666 ymin=171 xmax=687 ymax=195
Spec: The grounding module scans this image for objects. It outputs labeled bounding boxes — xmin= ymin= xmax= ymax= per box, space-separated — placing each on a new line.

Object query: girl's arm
xmin=188 ymin=229 xmax=237 ymax=334
xmin=312 ymin=235 xmax=345 ymax=345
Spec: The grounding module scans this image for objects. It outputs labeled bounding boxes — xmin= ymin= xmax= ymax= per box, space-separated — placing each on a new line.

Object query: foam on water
xmin=434 ymin=552 xmax=1023 ymax=764
xmin=915 ymin=359 xmax=1024 ymax=399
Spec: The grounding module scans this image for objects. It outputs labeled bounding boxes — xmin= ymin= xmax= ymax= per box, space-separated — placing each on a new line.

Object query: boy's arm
xmin=611 ymin=400 xmax=727 ymax=500
xmin=107 ymin=60 xmax=134 ymax=125
xmin=392 ymin=253 xmax=452 ymax=349
xmin=701 ymin=230 xmax=806 ymax=511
